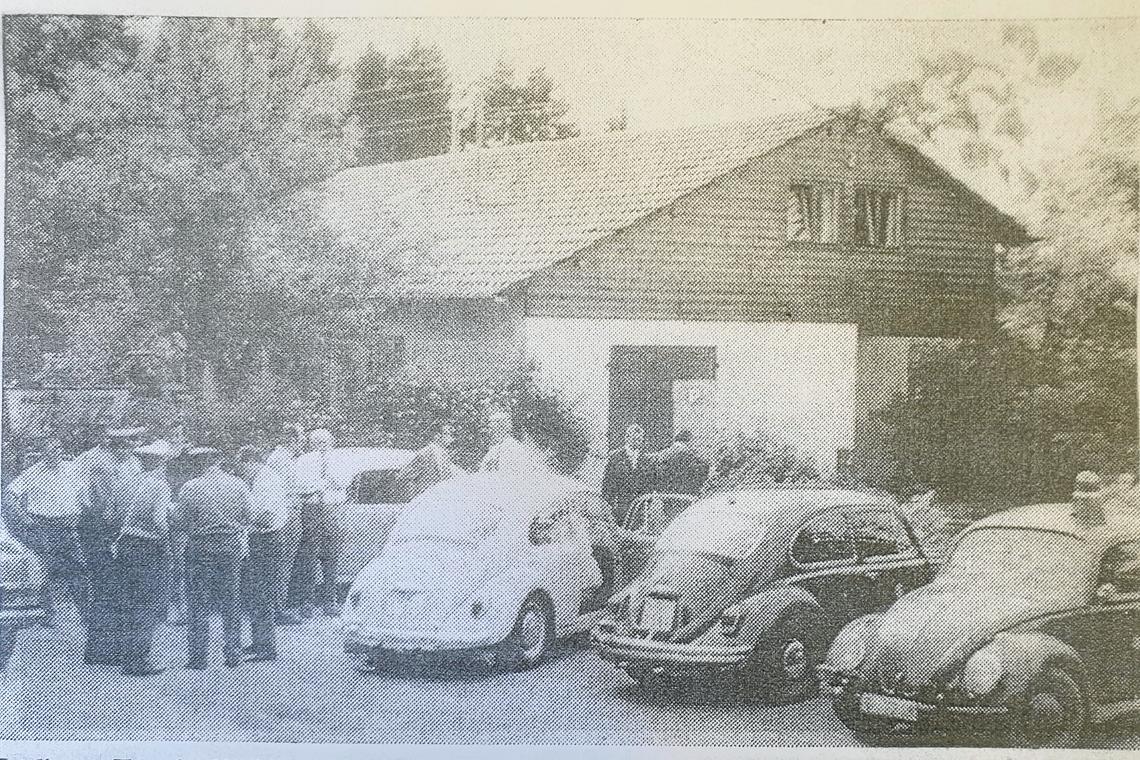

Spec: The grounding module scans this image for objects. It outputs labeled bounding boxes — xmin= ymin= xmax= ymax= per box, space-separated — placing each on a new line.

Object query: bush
xmin=702 ymin=428 xmax=820 ymax=494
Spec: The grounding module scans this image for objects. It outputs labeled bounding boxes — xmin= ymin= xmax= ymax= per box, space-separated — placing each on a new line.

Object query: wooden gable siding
xmin=522 ymin=123 xmax=1003 ymax=337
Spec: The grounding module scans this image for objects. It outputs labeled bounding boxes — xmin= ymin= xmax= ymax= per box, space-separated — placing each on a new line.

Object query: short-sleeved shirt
xmin=265 ymin=446 xmax=299 ymax=497
xmin=249 ymin=467 xmax=289 ymax=533
xmin=116 ymin=471 xmax=173 ymax=542
xmin=175 ymin=467 xmax=251 ymax=538
xmin=7 ymin=461 xmax=87 ymax=520
xmin=295 ymin=451 xmax=347 ymax=506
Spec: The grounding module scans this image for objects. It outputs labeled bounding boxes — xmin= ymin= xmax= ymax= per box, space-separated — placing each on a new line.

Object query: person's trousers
xmin=186 ymin=535 xmax=244 ymax=666
xmin=244 ymin=530 xmax=282 ymax=656
xmin=167 ymin=530 xmax=188 ymax=617
xmin=116 ymin=535 xmax=170 ymax=672
xmin=79 ymin=520 xmax=120 ymax=661
xmin=276 ymin=510 xmax=302 ymax=612
xmin=25 ymin=521 xmax=88 ymax=623
xmin=293 ymin=499 xmax=343 ymax=609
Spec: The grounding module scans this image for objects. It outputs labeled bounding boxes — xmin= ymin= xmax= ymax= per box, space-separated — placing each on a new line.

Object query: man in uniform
xmin=172 ymin=447 xmax=251 ymax=669
xmin=238 ymin=446 xmax=289 ymax=662
xmin=294 ymin=430 xmax=347 ymax=618
xmin=600 ymin=423 xmax=654 ymax=525
xmin=111 ymin=440 xmax=174 ymax=676
xmin=5 ymin=437 xmax=89 ymax=628
xmin=73 ymin=425 xmax=144 ymax=663
xmin=265 ymin=425 xmax=305 ymax=624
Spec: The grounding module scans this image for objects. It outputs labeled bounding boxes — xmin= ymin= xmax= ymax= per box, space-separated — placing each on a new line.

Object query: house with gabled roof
xmin=300 ymin=109 xmax=1031 ymax=477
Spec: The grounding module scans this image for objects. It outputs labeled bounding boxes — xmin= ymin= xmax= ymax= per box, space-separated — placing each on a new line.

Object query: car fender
xmin=459 ymin=565 xmax=550 ymax=643
xmin=985 ymin=631 xmax=1088 ymax=704
xmin=692 ymin=585 xmax=825 ymax=650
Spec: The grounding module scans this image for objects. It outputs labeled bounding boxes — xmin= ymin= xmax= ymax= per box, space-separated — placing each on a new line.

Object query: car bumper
xmin=0 ymin=607 xmax=44 ymax=627
xmin=824 ymin=672 xmax=1009 ymax=739
xmin=593 ymin=628 xmax=752 ymax=676
xmin=343 ymin=622 xmax=504 ymax=655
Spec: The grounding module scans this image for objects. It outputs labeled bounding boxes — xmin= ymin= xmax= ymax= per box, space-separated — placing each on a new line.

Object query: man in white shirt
xmin=398 ymin=422 xmax=463 ymax=501
xmin=293 ymin=429 xmax=347 ymax=618
xmin=238 ymin=446 xmax=289 ymax=661
xmin=265 ymin=425 xmax=305 ymax=624
xmin=6 ymin=437 xmax=89 ymax=627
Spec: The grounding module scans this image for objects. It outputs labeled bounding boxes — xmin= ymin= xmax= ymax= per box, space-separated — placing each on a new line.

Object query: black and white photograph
xmin=0 ymin=3 xmax=1137 ymax=755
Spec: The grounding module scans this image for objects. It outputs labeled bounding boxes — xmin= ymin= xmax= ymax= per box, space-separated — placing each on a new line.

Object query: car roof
xmin=693 ymin=487 xmax=896 ymax=517
xmin=410 ymin=470 xmax=592 ymax=520
xmin=300 ymin=447 xmax=417 ymax=480
xmin=964 ymin=492 xmax=1140 ymax=552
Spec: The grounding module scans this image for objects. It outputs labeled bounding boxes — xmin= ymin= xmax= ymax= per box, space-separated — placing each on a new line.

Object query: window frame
xmin=785 ymin=180 xmax=844 ymax=247
xmin=852 ymin=183 xmax=907 ymax=250
xmin=846 ymin=507 xmax=921 ymax=564
xmin=789 ymin=506 xmax=858 ymax=570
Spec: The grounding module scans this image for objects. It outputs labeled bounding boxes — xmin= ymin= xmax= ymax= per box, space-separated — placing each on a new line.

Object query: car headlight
xmin=719 ymin=604 xmax=745 ymax=637
xmin=961 ymin=644 xmax=1004 ymax=697
xmin=470 ymin=600 xmax=485 ymax=618
xmin=826 ymin=616 xmax=875 ymax=672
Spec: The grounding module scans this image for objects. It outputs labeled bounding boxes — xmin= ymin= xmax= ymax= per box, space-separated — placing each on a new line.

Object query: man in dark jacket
xmin=600 ymin=424 xmax=654 ymax=525
xmin=172 ymin=447 xmax=251 ymax=669
xmin=651 ymin=429 xmax=710 ymax=497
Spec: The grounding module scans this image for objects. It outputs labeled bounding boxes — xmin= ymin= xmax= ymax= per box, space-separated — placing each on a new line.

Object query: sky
xmin=319 ymin=17 xmax=1139 ymax=135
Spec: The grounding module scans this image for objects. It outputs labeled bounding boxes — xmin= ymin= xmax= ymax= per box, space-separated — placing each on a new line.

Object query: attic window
xmin=786 ymin=184 xmax=839 ymax=243
xmin=854 ymin=186 xmax=903 ymax=248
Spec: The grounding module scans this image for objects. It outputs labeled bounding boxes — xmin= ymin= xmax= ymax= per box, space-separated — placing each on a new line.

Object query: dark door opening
xmin=607 ymin=345 xmax=717 ymax=451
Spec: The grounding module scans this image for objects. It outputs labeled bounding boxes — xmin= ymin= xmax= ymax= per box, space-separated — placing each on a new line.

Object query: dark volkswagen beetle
xmin=592 ymin=487 xmax=938 ymax=703
xmin=821 ymin=484 xmax=1140 ymax=747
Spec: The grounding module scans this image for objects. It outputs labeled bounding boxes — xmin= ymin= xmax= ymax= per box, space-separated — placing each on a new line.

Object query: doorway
xmin=607 ymin=345 xmax=717 ymax=451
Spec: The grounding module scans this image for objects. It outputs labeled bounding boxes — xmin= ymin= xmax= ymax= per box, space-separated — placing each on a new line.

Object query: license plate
xmin=861 ymin=693 xmax=920 ymax=722
xmin=639 ymin=597 xmax=677 ymax=631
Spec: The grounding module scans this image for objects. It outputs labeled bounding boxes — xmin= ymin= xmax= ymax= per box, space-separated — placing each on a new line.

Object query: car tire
xmin=1005 ymin=667 xmax=1086 ymax=748
xmin=741 ymin=610 xmax=822 ymax=705
xmin=504 ymin=593 xmax=555 ymax=671
xmin=0 ymin=627 xmax=16 ymax=671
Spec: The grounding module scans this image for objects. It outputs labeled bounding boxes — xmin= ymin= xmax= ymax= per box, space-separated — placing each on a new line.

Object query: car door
xmin=846 ymin=507 xmax=934 ymax=611
xmin=1043 ymin=540 xmax=1140 ymax=706
xmin=530 ymin=508 xmax=599 ymax=628
xmin=784 ymin=507 xmax=861 ymax=630
xmin=339 ymin=467 xmax=410 ymax=581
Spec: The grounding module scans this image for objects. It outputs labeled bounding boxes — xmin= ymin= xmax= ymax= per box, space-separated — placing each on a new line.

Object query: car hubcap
xmin=518 ymin=607 xmax=547 ymax=659
xmin=782 ymin=639 xmax=807 ymax=681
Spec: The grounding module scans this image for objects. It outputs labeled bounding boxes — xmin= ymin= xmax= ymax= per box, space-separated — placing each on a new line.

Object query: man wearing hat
xmin=238 ymin=446 xmax=289 ymax=661
xmin=293 ymin=429 xmax=347 ymax=618
xmin=172 ymin=446 xmax=251 ymax=669
xmin=73 ymin=425 xmax=145 ymax=663
xmin=110 ymin=439 xmax=174 ymax=676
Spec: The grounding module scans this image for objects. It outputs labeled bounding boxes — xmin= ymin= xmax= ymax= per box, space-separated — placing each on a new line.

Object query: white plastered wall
xmin=523 ymin=317 xmax=859 ymax=473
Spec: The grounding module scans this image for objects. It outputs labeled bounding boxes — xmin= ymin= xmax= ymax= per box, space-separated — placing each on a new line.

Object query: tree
xmin=4 ymin=17 xmax=359 ymax=394
xmin=351 ymin=41 xmax=451 ymax=165
xmin=470 ymin=60 xmax=578 ymax=147
xmin=874 ymin=24 xmax=1137 ymax=502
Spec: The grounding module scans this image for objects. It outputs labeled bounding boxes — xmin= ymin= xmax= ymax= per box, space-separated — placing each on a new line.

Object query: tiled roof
xmin=314 ymin=109 xmax=834 ymax=299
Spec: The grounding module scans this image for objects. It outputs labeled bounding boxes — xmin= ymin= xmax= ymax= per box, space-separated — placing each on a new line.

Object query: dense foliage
xmin=875 ymin=24 xmax=1138 ymax=502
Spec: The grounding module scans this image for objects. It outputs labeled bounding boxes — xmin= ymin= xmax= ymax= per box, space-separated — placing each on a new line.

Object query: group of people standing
xmin=2 ymin=423 xmax=356 ymax=675
xmin=601 ymin=424 xmax=711 ymax=523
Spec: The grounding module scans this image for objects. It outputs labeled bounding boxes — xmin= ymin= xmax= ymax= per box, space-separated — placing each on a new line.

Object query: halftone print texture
xmin=1 ymin=13 xmax=1137 ymax=752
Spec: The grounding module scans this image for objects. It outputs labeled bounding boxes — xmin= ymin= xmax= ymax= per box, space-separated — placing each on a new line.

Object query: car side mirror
xmin=1096 ymin=582 xmax=1117 ymax=603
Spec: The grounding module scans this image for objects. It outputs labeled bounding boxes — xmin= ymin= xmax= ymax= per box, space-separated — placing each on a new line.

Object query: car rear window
xmin=350 ymin=469 xmax=410 ymax=505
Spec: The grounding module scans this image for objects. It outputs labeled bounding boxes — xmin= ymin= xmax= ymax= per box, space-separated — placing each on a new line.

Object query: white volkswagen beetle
xmin=342 ymin=470 xmax=643 ymax=670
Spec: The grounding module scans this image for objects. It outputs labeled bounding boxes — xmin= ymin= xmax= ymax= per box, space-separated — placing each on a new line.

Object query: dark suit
xmin=600 ymin=449 xmax=654 ymax=525
xmin=652 ymin=444 xmax=710 ymax=497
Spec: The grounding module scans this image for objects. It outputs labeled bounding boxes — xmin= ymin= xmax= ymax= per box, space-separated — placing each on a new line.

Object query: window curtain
xmin=856 ymin=188 xmax=901 ymax=247
xmin=787 ymin=185 xmax=836 ymax=242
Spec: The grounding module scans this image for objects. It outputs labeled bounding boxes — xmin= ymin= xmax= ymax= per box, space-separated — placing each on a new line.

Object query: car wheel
xmin=742 ymin=611 xmax=822 ymax=705
xmin=504 ymin=593 xmax=555 ymax=671
xmin=1006 ymin=667 xmax=1086 ymax=748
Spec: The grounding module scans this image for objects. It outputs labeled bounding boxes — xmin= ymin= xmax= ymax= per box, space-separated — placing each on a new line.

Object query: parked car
xmin=593 ymin=487 xmax=939 ymax=703
xmin=342 ymin=470 xmax=653 ymax=671
xmin=321 ymin=447 xmax=418 ymax=588
xmin=820 ymin=490 xmax=1140 ymax=748
xmin=0 ymin=524 xmax=46 ymax=669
